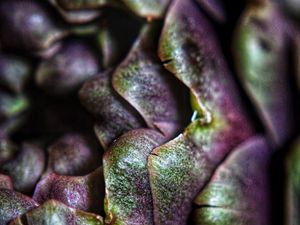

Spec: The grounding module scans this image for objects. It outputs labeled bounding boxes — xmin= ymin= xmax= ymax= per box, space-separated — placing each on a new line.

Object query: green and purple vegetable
xmin=0 ymin=0 xmax=299 ymax=224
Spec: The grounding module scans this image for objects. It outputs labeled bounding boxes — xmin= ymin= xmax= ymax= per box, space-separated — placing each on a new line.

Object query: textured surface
xmin=0 ymin=0 xmax=298 ymax=224
xmin=0 ymin=189 xmax=38 ymax=225
xmin=33 ymin=167 xmax=104 ymax=214
xmin=149 ymin=0 xmax=255 ymax=224
xmin=103 ymin=129 xmax=165 ymax=225
xmin=10 ymin=200 xmax=103 ymax=225
xmin=79 ymin=71 xmax=145 ymax=148
xmin=113 ymin=23 xmax=183 ymax=139
xmin=45 ymin=134 xmax=101 ymax=176
xmin=193 ymin=136 xmax=270 ymax=225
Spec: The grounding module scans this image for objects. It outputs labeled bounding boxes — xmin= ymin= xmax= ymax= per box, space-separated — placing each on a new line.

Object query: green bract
xmin=233 ymin=1 xmax=295 ymax=145
xmin=0 ymin=0 xmax=299 ymax=224
xmin=10 ymin=200 xmax=103 ymax=225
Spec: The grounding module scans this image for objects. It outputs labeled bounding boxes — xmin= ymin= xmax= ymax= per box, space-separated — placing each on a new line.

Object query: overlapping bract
xmin=193 ymin=136 xmax=270 ymax=225
xmin=33 ymin=168 xmax=104 ymax=214
xmin=79 ymin=0 xmax=297 ymax=224
xmin=10 ymin=200 xmax=104 ymax=225
xmin=103 ymin=129 xmax=165 ymax=225
xmin=0 ymin=0 xmax=298 ymax=224
xmin=233 ymin=1 xmax=295 ymax=145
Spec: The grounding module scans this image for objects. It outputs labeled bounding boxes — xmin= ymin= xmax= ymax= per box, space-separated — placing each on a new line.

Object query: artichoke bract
xmin=33 ymin=167 xmax=104 ymax=215
xmin=0 ymin=0 xmax=299 ymax=224
xmin=0 ymin=143 xmax=45 ymax=194
xmin=193 ymin=136 xmax=271 ymax=225
xmin=233 ymin=1 xmax=296 ymax=146
xmin=196 ymin=0 xmax=226 ymax=22
xmin=0 ymin=189 xmax=38 ymax=225
xmin=103 ymin=129 xmax=165 ymax=225
xmin=36 ymin=40 xmax=101 ymax=95
xmin=45 ymin=134 xmax=102 ymax=176
xmin=48 ymin=0 xmax=103 ymax=24
xmin=0 ymin=53 xmax=32 ymax=93
xmin=9 ymin=200 xmax=103 ymax=225
xmin=0 ymin=175 xmax=13 ymax=190
xmin=0 ymin=0 xmax=67 ymax=52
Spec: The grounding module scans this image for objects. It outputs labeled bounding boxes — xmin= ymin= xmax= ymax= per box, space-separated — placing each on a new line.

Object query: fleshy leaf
xmin=79 ymin=71 xmax=145 ymax=149
xmin=233 ymin=2 xmax=295 ymax=145
xmin=0 ymin=189 xmax=38 ymax=224
xmin=285 ymin=137 xmax=300 ymax=225
xmin=97 ymin=26 xmax=121 ymax=69
xmin=49 ymin=0 xmax=100 ymax=24
xmin=148 ymin=118 xmax=254 ymax=225
xmin=103 ymin=129 xmax=165 ymax=225
xmin=158 ymin=0 xmax=246 ymax=125
xmin=36 ymin=39 xmax=101 ymax=95
xmin=97 ymin=9 xmax=143 ymax=68
xmin=1 ymin=143 xmax=45 ymax=194
xmin=0 ymin=174 xmax=13 ymax=189
xmin=196 ymin=0 xmax=226 ymax=22
xmin=54 ymin=0 xmax=108 ymax=10
xmin=10 ymin=200 xmax=103 ymax=225
xmin=149 ymin=0 xmax=255 ymax=223
xmin=0 ymin=53 xmax=32 ymax=93
xmin=193 ymin=136 xmax=270 ymax=225
xmin=0 ymin=134 xmax=18 ymax=165
xmin=113 ymin=23 xmax=183 ymax=139
xmin=33 ymin=167 xmax=104 ymax=215
xmin=0 ymin=0 xmax=67 ymax=52
xmin=0 ymin=92 xmax=29 ymax=121
xmin=121 ymin=0 xmax=171 ymax=19
xmin=48 ymin=0 xmax=120 ymax=24
xmin=46 ymin=134 xmax=101 ymax=176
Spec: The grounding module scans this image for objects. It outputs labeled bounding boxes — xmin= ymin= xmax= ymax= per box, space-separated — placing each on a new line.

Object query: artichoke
xmin=0 ymin=0 xmax=299 ymax=225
